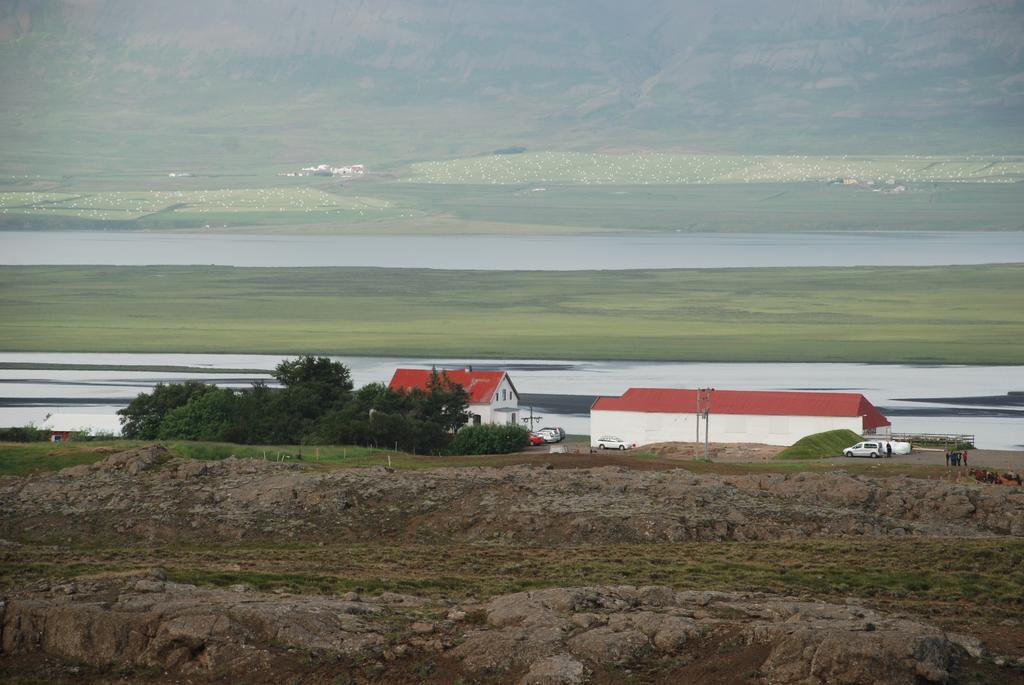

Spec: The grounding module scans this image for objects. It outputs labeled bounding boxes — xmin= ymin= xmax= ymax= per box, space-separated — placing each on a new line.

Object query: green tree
xmin=420 ymin=370 xmax=471 ymax=435
xmin=118 ymin=380 xmax=214 ymax=439
xmin=158 ymin=386 xmax=239 ymax=442
xmin=271 ymin=356 xmax=354 ymax=443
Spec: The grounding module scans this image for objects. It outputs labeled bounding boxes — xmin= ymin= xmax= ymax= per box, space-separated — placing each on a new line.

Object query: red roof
xmin=388 ymin=368 xmax=513 ymax=405
xmin=592 ymin=388 xmax=889 ymax=429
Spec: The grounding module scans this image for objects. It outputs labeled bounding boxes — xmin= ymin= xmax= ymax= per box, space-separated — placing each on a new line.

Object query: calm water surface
xmin=2 ymin=231 xmax=1023 ymax=269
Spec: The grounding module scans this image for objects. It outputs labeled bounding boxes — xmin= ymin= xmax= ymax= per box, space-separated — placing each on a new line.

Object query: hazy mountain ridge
xmin=13 ymin=1 xmax=1017 ymax=80
xmin=1 ymin=0 xmax=1021 ymax=168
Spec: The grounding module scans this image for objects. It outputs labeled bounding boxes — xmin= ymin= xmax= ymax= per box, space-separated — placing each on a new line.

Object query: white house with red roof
xmin=591 ymin=388 xmax=890 ymax=447
xmin=388 ymin=367 xmax=520 ymax=427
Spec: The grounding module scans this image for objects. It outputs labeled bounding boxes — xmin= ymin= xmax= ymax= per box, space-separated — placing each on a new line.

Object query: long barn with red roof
xmin=591 ymin=388 xmax=890 ymax=447
xmin=389 ymin=367 xmax=520 ymax=427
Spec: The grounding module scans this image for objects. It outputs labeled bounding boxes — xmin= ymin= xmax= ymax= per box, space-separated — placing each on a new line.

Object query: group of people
xmin=945 ymin=450 xmax=968 ymax=467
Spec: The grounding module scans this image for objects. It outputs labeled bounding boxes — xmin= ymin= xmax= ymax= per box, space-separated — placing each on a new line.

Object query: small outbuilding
xmin=388 ymin=367 xmax=520 ymax=427
xmin=591 ymin=388 xmax=890 ymax=447
xmin=42 ymin=413 xmax=123 ymax=443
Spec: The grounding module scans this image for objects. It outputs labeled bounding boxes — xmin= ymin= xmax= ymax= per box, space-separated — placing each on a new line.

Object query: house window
xmin=502 ymin=389 xmax=507 ymax=401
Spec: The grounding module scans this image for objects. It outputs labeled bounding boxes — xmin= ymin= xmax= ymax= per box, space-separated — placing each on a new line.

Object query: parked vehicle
xmin=527 ymin=433 xmax=546 ymax=446
xmin=843 ymin=441 xmax=886 ymax=458
xmin=593 ymin=435 xmax=631 ymax=450
xmin=886 ymin=440 xmax=912 ymax=455
xmin=537 ymin=428 xmax=562 ymax=443
xmin=538 ymin=427 xmax=565 ymax=442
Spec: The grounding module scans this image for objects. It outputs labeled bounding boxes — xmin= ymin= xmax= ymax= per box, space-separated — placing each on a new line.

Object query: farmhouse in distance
xmin=389 ymin=367 xmax=520 ymax=427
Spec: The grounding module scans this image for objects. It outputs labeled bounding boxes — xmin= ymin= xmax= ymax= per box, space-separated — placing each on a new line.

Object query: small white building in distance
xmin=389 ymin=367 xmax=520 ymax=426
xmin=43 ymin=413 xmax=123 ymax=442
xmin=591 ymin=388 xmax=891 ymax=447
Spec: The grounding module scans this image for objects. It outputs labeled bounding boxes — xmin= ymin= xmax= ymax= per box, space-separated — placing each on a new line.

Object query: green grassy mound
xmin=776 ymin=429 xmax=863 ymax=460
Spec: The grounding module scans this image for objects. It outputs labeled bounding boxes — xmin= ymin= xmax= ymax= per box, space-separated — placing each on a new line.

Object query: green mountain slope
xmin=1 ymin=0 xmax=1022 ymax=174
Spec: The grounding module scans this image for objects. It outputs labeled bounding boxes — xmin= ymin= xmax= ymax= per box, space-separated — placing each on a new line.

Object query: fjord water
xmin=3 ymin=231 xmax=1024 ymax=269
xmin=2 ymin=353 xmax=1021 ymax=449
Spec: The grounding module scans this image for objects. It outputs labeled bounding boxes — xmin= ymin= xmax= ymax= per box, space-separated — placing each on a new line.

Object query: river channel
xmin=3 ymin=231 xmax=1023 ymax=269
xmin=2 ymin=353 xmax=1021 ymax=450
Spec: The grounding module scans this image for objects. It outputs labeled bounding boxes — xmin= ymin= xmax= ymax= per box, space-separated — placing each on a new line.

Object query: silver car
xmin=537 ymin=428 xmax=561 ymax=443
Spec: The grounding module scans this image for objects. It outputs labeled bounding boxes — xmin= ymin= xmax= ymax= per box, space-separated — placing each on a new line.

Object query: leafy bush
xmin=0 ymin=424 xmax=48 ymax=442
xmin=449 ymin=424 xmax=530 ymax=455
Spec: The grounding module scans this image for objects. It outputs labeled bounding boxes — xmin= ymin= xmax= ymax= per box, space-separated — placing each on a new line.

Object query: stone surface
xmin=0 ymin=578 xmax=997 ymax=684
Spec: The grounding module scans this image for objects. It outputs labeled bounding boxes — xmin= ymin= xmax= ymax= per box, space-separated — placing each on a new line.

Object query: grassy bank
xmin=776 ymin=429 xmax=863 ymax=460
xmin=0 ymin=441 xmax=383 ymax=477
xmin=1 ymin=264 xmax=1022 ymax=363
xmin=0 ymin=440 xmax=955 ymax=479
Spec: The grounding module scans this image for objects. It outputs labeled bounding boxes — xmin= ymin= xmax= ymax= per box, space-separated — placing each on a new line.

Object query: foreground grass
xmin=2 ymin=264 xmax=1022 ymax=363
xmin=3 ymin=539 xmax=1021 ymax=626
xmin=0 ymin=442 xmax=137 ymax=477
xmin=0 ymin=441 xmax=386 ymax=477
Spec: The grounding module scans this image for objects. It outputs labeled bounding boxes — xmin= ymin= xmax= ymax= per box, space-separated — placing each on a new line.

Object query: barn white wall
xmin=590 ymin=410 xmax=698 ymax=447
xmin=591 ymin=410 xmax=863 ymax=447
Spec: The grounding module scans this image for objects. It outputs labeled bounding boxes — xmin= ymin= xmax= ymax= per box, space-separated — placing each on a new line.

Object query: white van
xmin=843 ymin=441 xmax=885 ymax=458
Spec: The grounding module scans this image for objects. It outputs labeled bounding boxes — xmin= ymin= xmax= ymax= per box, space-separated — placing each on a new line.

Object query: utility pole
xmin=521 ymin=406 xmax=543 ymax=431
xmin=697 ymin=387 xmax=714 ymax=461
xmin=695 ymin=394 xmax=700 ymax=445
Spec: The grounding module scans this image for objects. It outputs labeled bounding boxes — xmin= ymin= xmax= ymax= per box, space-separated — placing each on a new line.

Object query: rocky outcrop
xmin=0 ymin=447 xmax=1021 ymax=545
xmin=452 ymin=586 xmax=974 ymax=685
xmin=1 ymin=575 xmax=388 ymax=675
xmin=1 ymin=580 xmax=984 ymax=684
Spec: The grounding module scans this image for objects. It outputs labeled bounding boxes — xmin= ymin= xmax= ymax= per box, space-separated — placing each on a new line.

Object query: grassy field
xmin=2 ymin=537 xmax=1021 ymax=631
xmin=2 ymin=174 xmax=1024 ymax=235
xmin=1 ymin=264 xmax=1022 ymax=363
xmin=405 ymin=152 xmax=1024 ymax=185
xmin=0 ymin=186 xmax=403 ymax=226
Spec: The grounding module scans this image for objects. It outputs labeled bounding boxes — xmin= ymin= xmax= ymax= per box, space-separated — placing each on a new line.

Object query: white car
xmin=843 ymin=441 xmax=886 ymax=458
xmin=593 ymin=435 xmax=631 ymax=450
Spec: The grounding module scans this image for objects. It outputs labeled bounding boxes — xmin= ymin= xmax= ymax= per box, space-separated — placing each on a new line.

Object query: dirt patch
xmin=654 ymin=628 xmax=773 ymax=685
xmin=641 ymin=441 xmax=781 ymax=463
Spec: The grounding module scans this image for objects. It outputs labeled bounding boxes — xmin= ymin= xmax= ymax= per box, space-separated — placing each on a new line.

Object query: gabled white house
xmin=388 ymin=367 xmax=520 ymax=426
